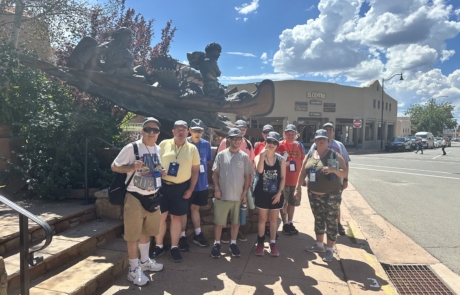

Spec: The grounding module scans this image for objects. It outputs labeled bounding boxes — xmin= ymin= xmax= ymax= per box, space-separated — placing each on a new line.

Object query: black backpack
xmin=108 ymin=143 xmax=139 ymax=205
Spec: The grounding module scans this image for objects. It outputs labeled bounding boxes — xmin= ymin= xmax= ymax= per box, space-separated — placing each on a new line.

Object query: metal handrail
xmin=83 ymin=137 xmax=121 ymax=205
xmin=0 ymin=194 xmax=53 ymax=295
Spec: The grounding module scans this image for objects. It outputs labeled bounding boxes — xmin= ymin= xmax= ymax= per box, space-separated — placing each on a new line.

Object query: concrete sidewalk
xmin=97 ymin=185 xmax=396 ymax=295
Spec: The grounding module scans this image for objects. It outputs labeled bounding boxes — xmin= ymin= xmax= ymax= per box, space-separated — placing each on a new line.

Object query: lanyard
xmin=173 ymin=141 xmax=184 ymax=160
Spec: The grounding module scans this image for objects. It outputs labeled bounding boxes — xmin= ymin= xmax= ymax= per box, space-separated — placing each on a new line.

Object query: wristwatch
xmin=343 ymin=178 xmax=348 ymax=182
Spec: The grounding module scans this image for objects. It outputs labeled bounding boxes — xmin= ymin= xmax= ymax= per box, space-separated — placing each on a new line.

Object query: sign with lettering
xmin=309 ymin=112 xmax=322 ymax=117
xmin=295 ymin=101 xmax=308 ymax=111
xmin=323 ymin=108 xmax=336 ymax=112
xmin=310 ymin=100 xmax=322 ymax=105
xmin=324 ymin=103 xmax=336 ymax=107
xmin=307 ymin=92 xmax=326 ymax=99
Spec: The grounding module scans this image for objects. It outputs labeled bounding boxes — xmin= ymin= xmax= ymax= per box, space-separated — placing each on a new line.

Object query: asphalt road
xmin=348 ymin=142 xmax=460 ymax=275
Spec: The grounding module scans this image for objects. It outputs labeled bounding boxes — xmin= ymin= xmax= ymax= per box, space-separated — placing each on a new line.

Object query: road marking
xmin=432 ymin=151 xmax=451 ymax=160
xmin=352 ymin=163 xmax=453 ymax=174
xmin=352 ymin=167 xmax=460 ymax=180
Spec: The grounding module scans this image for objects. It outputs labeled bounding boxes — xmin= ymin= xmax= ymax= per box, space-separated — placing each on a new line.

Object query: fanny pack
xmin=129 ymin=191 xmax=162 ymax=213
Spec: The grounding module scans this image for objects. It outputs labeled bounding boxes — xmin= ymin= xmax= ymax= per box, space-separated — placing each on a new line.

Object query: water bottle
xmin=246 ymin=190 xmax=255 ymax=210
xmin=239 ymin=203 xmax=247 ymax=225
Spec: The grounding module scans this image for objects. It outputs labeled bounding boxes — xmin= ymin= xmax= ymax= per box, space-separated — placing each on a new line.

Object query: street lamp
xmin=381 ymin=73 xmax=403 ymax=149
xmin=429 ymin=95 xmax=448 ymax=134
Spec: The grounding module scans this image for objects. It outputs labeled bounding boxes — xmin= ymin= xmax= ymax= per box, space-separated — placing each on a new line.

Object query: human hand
xmin=254 ymin=142 xmax=261 ymax=149
xmin=241 ymin=193 xmax=247 ymax=203
xmin=161 ymin=169 xmax=167 ymax=177
xmin=133 ymin=160 xmax=144 ymax=171
xmin=183 ymin=189 xmax=192 ymax=199
xmin=294 ymin=189 xmax=300 ymax=199
xmin=343 ymin=181 xmax=348 ymax=190
xmin=271 ymin=192 xmax=281 ymax=204
xmin=214 ymin=189 xmax=221 ymax=199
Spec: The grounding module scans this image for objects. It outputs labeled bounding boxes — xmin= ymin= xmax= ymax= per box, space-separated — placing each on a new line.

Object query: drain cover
xmin=382 ymin=264 xmax=454 ymax=294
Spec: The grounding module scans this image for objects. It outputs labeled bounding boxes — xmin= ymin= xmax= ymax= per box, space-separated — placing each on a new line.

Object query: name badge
xmin=289 ymin=161 xmax=296 ymax=172
xmin=153 ymin=171 xmax=162 ymax=189
xmin=200 ymin=164 xmax=205 ymax=173
xmin=309 ymin=170 xmax=317 ymax=183
xmin=167 ymin=162 xmax=180 ymax=176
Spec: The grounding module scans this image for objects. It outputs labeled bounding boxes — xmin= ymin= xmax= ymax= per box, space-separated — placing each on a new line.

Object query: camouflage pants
xmin=308 ymin=190 xmax=342 ymax=242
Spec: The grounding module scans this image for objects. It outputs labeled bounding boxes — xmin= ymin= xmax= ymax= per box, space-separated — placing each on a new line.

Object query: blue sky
xmin=126 ymin=0 xmax=460 ymax=121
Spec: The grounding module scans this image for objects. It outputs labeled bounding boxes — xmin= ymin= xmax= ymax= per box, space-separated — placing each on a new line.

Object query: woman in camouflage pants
xmin=294 ymin=129 xmax=348 ymax=262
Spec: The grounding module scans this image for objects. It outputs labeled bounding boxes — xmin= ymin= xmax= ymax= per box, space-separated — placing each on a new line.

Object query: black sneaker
xmin=150 ymin=246 xmax=165 ymax=259
xmin=170 ymin=247 xmax=182 ymax=262
xmin=338 ymin=223 xmax=346 ymax=236
xmin=282 ymin=224 xmax=292 ymax=235
xmin=289 ymin=223 xmax=299 ymax=235
xmin=211 ymin=243 xmax=221 ymax=258
xmin=229 ymin=243 xmax=241 ymax=257
xmin=193 ymin=232 xmax=209 ymax=247
xmin=237 ymin=231 xmax=247 ymax=242
xmin=178 ymin=236 xmax=190 ymax=251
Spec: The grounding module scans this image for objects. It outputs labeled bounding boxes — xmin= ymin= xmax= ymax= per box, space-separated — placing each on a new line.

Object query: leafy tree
xmin=404 ymin=99 xmax=457 ymax=135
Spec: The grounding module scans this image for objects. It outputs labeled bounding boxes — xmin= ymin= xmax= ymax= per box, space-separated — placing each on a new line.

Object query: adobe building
xmin=223 ymin=80 xmax=398 ymax=149
xmin=396 ymin=117 xmax=412 ymax=137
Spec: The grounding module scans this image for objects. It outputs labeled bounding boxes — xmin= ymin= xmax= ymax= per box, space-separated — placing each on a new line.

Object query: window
xmin=385 ymin=102 xmax=388 ymax=110
xmin=373 ymin=100 xmax=376 ymax=108
xmin=365 ymin=121 xmax=374 ymax=141
xmin=378 ymin=101 xmax=380 ymax=109
xmin=389 ymin=103 xmax=392 ymax=112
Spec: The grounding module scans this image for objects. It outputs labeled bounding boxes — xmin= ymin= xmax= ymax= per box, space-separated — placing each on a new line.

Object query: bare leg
xmin=269 ymin=210 xmax=279 ymax=241
xmin=287 ymin=204 xmax=295 ymax=221
xmin=230 ymin=223 xmax=239 ymax=241
xmin=214 ymin=224 xmax=223 ymax=241
xmin=326 ymin=239 xmax=335 ymax=248
xmin=190 ymin=204 xmax=201 ymax=230
xmin=316 ymin=234 xmax=325 ymax=244
xmin=154 ymin=211 xmax=168 ymax=245
xmin=336 ymin=209 xmax=341 ymax=223
xmin=181 ymin=214 xmax=187 ymax=232
xmin=281 ymin=204 xmax=288 ymax=223
xmin=127 ymin=241 xmax=139 ymax=260
xmin=169 ymin=214 xmax=182 ymax=246
xmin=258 ymin=209 xmax=268 ymax=237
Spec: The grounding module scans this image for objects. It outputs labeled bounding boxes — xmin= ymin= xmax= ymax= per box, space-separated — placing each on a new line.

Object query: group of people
xmin=111 ymin=117 xmax=350 ymax=286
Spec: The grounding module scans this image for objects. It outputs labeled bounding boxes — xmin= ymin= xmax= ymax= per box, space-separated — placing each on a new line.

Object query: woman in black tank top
xmin=253 ymin=132 xmax=286 ymax=257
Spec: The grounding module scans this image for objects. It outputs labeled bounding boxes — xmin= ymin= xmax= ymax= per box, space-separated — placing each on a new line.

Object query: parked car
xmin=447 ymin=138 xmax=451 ymax=147
xmin=415 ymin=132 xmax=434 ymax=149
xmin=434 ymin=137 xmax=442 ymax=148
xmin=408 ymin=136 xmax=417 ymax=150
xmin=385 ymin=137 xmax=412 ymax=152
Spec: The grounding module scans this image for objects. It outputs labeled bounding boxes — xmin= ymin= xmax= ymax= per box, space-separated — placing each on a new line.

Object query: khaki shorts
xmin=213 ymin=199 xmax=241 ymax=226
xmin=284 ymin=185 xmax=301 ymax=206
xmin=123 ymin=192 xmax=161 ymax=242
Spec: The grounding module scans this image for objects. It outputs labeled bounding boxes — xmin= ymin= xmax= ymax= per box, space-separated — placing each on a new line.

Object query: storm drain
xmin=382 ymin=264 xmax=454 ymax=295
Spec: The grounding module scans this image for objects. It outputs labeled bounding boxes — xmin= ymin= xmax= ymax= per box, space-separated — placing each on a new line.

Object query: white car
xmin=434 ymin=137 xmax=442 ymax=148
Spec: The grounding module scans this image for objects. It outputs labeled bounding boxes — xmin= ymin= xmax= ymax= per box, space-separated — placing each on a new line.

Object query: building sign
xmin=309 ymin=112 xmax=322 ymax=117
xmin=310 ymin=100 xmax=322 ymax=105
xmin=294 ymin=101 xmax=308 ymax=111
xmin=324 ymin=103 xmax=336 ymax=107
xmin=307 ymin=92 xmax=326 ymax=99
xmin=323 ymin=108 xmax=336 ymax=112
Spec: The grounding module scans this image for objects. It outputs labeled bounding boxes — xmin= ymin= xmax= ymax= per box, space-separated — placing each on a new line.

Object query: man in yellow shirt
xmin=151 ymin=120 xmax=200 ymax=263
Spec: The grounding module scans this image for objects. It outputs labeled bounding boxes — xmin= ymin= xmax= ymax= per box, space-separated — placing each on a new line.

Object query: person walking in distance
xmin=253 ymin=132 xmax=285 ymax=257
xmin=211 ymin=128 xmax=253 ymax=258
xmin=441 ymin=138 xmax=447 ymax=155
xmin=277 ymin=124 xmax=305 ymax=235
xmin=151 ymin=120 xmax=200 ymax=263
xmin=415 ymin=137 xmax=423 ymax=154
xmin=308 ymin=122 xmax=350 ymax=236
xmin=179 ymin=119 xmax=213 ymax=250
xmin=217 ymin=119 xmax=254 ymax=242
xmin=298 ymin=129 xmax=348 ymax=262
xmin=111 ymin=117 xmax=164 ymax=286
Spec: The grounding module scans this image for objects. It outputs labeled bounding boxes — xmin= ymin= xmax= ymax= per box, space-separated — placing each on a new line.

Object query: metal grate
xmin=382 ymin=264 xmax=454 ymax=295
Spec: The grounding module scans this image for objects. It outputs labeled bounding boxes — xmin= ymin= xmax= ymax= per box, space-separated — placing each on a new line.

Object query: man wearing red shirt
xmin=277 ymin=124 xmax=305 ymax=235
xmin=254 ymin=124 xmax=274 ymax=156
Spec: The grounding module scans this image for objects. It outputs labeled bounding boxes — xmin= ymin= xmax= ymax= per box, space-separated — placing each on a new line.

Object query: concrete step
xmin=0 ymin=199 xmax=97 ymax=256
xmin=5 ymin=219 xmax=123 ymax=293
xmin=30 ymin=238 xmax=127 ymax=295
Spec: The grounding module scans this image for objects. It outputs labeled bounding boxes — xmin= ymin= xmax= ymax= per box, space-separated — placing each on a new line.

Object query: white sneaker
xmin=139 ymin=258 xmax=164 ymax=272
xmin=127 ymin=266 xmax=149 ymax=286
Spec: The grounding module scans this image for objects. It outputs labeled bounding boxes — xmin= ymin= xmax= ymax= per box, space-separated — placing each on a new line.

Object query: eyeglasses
xmin=230 ymin=137 xmax=243 ymax=141
xmin=191 ymin=129 xmax=204 ymax=133
xmin=262 ymin=130 xmax=271 ymax=134
xmin=143 ymin=127 xmax=160 ymax=134
xmin=266 ymin=139 xmax=278 ymax=145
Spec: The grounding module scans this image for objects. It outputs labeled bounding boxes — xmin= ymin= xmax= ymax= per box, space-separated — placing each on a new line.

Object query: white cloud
xmin=227 ymin=52 xmax=257 ymax=57
xmin=244 ymin=18 xmax=248 ymax=22
xmin=440 ymin=49 xmax=455 ymax=62
xmin=306 ymin=5 xmax=315 ymax=12
xmin=237 ymin=66 xmax=243 ymax=70
xmin=220 ymin=73 xmax=299 ymax=84
xmin=260 ymin=52 xmax=268 ymax=64
xmin=235 ymin=0 xmax=259 ymax=15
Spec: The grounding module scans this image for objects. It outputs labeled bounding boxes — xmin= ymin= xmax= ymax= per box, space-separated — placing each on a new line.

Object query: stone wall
xmin=95 ymin=185 xmax=259 ymax=244
xmin=0 ymin=256 xmax=7 ymax=295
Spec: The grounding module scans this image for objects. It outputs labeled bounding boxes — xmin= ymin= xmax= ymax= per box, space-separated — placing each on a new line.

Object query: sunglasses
xmin=230 ymin=137 xmax=243 ymax=141
xmin=262 ymin=130 xmax=271 ymax=134
xmin=143 ymin=127 xmax=160 ymax=134
xmin=266 ymin=139 xmax=278 ymax=145
xmin=191 ymin=129 xmax=204 ymax=133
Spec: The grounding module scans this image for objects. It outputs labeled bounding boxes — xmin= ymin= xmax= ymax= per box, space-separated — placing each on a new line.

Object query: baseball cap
xmin=285 ymin=124 xmax=297 ymax=132
xmin=234 ymin=120 xmax=248 ymax=128
xmin=228 ymin=128 xmax=242 ymax=137
xmin=174 ymin=120 xmax=188 ymax=128
xmin=314 ymin=129 xmax=328 ymax=139
xmin=143 ymin=117 xmax=161 ymax=127
xmin=190 ymin=119 xmax=205 ymax=130
xmin=323 ymin=122 xmax=334 ymax=129
xmin=262 ymin=124 xmax=274 ymax=131
xmin=266 ymin=132 xmax=281 ymax=142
